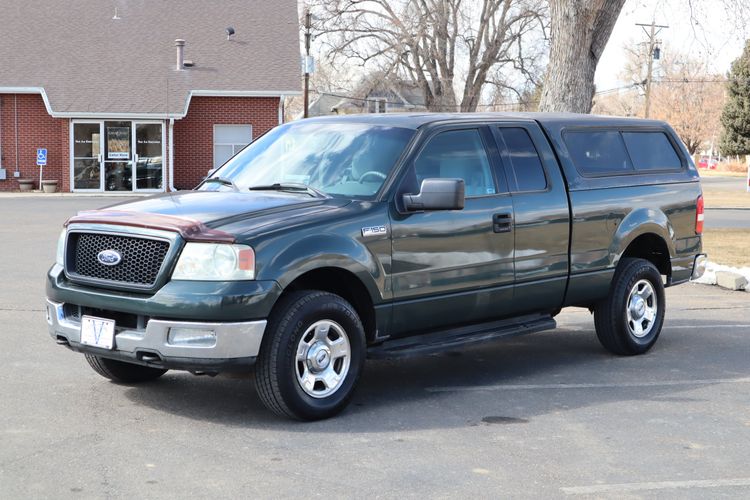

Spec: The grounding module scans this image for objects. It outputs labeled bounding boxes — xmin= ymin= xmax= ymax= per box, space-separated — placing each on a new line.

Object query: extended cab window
xmin=622 ymin=132 xmax=682 ymax=171
xmin=497 ymin=128 xmax=547 ymax=191
xmin=411 ymin=129 xmax=496 ymax=197
xmin=564 ymin=130 xmax=633 ymax=175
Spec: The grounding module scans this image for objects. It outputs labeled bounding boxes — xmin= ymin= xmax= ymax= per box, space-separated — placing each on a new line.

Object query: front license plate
xmin=80 ymin=316 xmax=115 ymax=350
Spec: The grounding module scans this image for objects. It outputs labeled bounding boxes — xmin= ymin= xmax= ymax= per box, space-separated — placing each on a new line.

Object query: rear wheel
xmin=594 ymin=258 xmax=665 ymax=355
xmin=85 ymin=354 xmax=167 ymax=383
xmin=254 ymin=291 xmax=366 ymax=420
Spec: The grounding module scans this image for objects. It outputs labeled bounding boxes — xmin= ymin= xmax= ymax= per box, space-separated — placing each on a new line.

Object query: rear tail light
xmin=695 ymin=194 xmax=704 ymax=234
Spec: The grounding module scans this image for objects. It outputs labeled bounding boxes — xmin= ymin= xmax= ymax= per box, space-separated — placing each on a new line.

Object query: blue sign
xmin=36 ymin=148 xmax=48 ymax=166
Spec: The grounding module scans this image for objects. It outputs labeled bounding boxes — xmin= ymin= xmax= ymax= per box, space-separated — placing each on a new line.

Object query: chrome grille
xmin=67 ymin=232 xmax=170 ymax=287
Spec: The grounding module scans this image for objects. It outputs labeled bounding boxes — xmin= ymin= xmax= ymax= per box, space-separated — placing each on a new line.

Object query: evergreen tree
xmin=720 ymin=40 xmax=750 ymax=156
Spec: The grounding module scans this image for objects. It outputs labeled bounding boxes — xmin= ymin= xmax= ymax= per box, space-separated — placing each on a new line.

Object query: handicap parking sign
xmin=36 ymin=148 xmax=47 ymax=166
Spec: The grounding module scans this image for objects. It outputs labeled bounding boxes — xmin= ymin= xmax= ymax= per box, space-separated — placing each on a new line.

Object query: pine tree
xmin=720 ymin=40 xmax=750 ymax=156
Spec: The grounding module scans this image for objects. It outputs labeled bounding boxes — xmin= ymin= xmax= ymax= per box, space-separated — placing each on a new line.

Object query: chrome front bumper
xmin=45 ymin=299 xmax=267 ymax=370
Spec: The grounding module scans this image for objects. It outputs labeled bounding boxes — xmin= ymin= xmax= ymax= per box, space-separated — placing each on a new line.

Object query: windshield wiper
xmin=202 ymin=176 xmax=239 ymax=191
xmin=248 ymin=183 xmax=328 ymax=199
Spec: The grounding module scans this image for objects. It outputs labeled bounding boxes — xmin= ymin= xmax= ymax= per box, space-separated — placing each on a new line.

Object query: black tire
xmin=85 ymin=354 xmax=167 ymax=383
xmin=594 ymin=258 xmax=666 ymax=355
xmin=254 ymin=291 xmax=366 ymax=421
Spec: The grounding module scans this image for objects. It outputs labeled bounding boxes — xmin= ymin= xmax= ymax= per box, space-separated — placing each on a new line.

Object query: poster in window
xmin=107 ymin=127 xmax=130 ymax=159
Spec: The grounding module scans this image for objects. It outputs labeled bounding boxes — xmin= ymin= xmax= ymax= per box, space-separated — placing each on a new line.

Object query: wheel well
xmin=283 ymin=268 xmax=377 ymax=342
xmin=620 ymin=233 xmax=671 ymax=276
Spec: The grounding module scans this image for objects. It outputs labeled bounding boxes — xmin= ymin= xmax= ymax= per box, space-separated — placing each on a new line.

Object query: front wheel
xmin=254 ymin=291 xmax=366 ymax=420
xmin=85 ymin=354 xmax=167 ymax=383
xmin=594 ymin=258 xmax=665 ymax=355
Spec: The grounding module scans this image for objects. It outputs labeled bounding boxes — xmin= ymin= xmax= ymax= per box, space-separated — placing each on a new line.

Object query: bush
xmin=716 ymin=161 xmax=748 ymax=173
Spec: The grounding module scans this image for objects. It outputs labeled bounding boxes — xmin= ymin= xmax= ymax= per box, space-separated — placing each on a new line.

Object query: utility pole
xmin=303 ymin=10 xmax=312 ymax=119
xmin=635 ymin=20 xmax=668 ymax=118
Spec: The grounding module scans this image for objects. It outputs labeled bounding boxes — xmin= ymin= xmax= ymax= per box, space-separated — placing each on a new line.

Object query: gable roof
xmin=0 ymin=0 xmax=301 ymax=118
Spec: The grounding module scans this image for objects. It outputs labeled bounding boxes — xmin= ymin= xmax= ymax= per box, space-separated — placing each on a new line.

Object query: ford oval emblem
xmin=97 ymin=249 xmax=122 ymax=266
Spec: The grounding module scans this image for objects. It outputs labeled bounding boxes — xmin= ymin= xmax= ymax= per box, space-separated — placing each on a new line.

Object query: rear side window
xmin=564 ymin=131 xmax=633 ymax=175
xmin=497 ymin=128 xmax=547 ymax=192
xmin=622 ymin=132 xmax=682 ymax=171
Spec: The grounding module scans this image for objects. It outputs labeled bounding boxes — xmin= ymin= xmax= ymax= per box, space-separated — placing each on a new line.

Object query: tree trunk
xmin=539 ymin=0 xmax=625 ymax=113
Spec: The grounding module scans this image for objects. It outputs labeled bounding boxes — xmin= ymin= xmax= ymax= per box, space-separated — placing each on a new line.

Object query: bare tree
xmin=650 ymin=55 xmax=725 ymax=154
xmin=538 ymin=0 xmax=626 ymax=113
xmin=311 ymin=0 xmax=547 ymax=112
xmin=592 ymin=44 xmax=725 ymax=154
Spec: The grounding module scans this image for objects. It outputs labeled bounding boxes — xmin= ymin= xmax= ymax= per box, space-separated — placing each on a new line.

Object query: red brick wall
xmin=0 ymin=94 xmax=279 ymax=192
xmin=0 ymin=94 xmax=68 ymax=191
xmin=172 ymin=96 xmax=279 ymax=190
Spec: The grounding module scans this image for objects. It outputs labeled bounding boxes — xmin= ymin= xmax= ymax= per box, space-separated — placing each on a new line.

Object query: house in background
xmin=306 ymin=74 xmax=427 ymax=117
xmin=0 ymin=0 xmax=300 ymax=193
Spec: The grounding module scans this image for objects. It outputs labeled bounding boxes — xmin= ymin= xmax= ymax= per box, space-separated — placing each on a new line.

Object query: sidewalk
xmin=0 ymin=191 xmax=150 ymax=198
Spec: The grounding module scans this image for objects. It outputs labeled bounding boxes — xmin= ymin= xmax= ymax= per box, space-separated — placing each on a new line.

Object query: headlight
xmin=55 ymin=229 xmax=67 ymax=266
xmin=172 ymin=243 xmax=255 ymax=281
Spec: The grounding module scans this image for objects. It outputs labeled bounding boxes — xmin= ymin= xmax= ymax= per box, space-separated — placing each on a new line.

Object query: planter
xmin=41 ymin=180 xmax=59 ymax=193
xmin=17 ymin=179 xmax=34 ymax=191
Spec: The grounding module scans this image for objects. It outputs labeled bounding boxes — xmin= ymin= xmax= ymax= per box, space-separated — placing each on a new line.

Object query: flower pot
xmin=41 ymin=180 xmax=59 ymax=193
xmin=18 ymin=179 xmax=34 ymax=191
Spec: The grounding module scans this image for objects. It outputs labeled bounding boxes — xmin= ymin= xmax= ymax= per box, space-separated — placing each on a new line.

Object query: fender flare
xmin=260 ymin=233 xmax=386 ymax=304
xmin=609 ymin=208 xmax=675 ymax=268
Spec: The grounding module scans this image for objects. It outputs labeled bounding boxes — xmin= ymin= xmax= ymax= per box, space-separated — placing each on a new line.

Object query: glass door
xmin=72 ymin=122 xmax=103 ymax=191
xmin=104 ymin=121 xmax=133 ymax=191
xmin=134 ymin=123 xmax=164 ymax=191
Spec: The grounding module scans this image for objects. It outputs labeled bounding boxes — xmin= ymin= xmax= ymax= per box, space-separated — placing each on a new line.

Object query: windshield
xmin=200 ymin=121 xmax=415 ymax=199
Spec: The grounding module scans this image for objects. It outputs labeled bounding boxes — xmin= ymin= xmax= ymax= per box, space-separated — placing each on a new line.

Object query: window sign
xmin=107 ymin=126 xmax=130 ymax=159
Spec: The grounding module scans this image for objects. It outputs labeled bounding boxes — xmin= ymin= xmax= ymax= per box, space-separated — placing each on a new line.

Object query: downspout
xmin=15 ymin=95 xmax=19 ymax=175
xmin=168 ymin=118 xmax=175 ymax=191
xmin=0 ymin=96 xmax=3 ymax=169
xmin=278 ymin=95 xmax=285 ymax=124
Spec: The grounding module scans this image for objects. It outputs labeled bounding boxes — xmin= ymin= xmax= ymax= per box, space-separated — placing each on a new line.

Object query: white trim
xmin=168 ymin=118 xmax=175 ymax=192
xmin=70 ymin=119 xmax=167 ymax=193
xmin=70 ymin=120 xmax=104 ymax=192
xmin=132 ymin=120 xmax=167 ymax=193
xmin=0 ymin=87 xmax=301 ymax=119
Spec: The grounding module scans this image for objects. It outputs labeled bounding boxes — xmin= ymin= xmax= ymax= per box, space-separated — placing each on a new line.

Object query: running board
xmin=367 ymin=314 xmax=556 ymax=359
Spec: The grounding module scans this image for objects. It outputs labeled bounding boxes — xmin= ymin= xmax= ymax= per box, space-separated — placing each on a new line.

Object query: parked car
xmin=698 ymin=155 xmax=719 ymax=169
xmin=46 ymin=113 xmax=706 ymax=420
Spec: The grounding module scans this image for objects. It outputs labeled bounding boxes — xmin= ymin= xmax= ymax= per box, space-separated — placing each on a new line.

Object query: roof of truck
xmin=302 ymin=112 xmax=668 ymax=130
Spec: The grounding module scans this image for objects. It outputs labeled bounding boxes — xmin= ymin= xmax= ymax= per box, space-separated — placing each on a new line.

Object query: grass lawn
xmin=698 ymin=170 xmax=747 ymax=178
xmin=702 ymin=188 xmax=750 ymax=209
xmin=702 ymin=229 xmax=750 ymax=267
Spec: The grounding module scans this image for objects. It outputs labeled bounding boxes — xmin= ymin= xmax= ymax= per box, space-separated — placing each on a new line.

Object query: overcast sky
xmin=595 ymin=0 xmax=747 ymax=91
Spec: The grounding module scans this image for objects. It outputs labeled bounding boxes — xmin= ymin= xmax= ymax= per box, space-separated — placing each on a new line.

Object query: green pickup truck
xmin=46 ymin=113 xmax=707 ymax=420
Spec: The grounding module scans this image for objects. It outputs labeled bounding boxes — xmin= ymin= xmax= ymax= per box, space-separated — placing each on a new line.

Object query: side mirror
xmin=402 ymin=178 xmax=465 ymax=212
xmin=206 ymin=168 xmax=218 ymax=179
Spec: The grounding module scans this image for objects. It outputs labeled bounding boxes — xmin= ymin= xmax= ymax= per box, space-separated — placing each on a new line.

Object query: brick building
xmin=0 ymin=1 xmax=300 ymax=193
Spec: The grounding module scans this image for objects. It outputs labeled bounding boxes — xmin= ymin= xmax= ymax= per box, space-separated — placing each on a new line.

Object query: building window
xmin=213 ymin=125 xmax=252 ymax=169
xmin=367 ymin=98 xmax=387 ymax=113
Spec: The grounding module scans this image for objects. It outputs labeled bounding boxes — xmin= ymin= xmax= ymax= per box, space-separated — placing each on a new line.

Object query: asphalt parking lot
xmin=1 ymin=195 xmax=749 ymax=499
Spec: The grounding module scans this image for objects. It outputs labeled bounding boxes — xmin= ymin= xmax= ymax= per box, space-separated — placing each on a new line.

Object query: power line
xmin=635 ymin=20 xmax=669 ymax=118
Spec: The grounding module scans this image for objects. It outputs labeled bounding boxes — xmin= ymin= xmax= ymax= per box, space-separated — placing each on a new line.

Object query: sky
xmin=595 ymin=0 xmax=747 ymax=91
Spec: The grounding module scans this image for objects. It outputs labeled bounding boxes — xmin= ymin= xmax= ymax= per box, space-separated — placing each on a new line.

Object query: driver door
xmin=389 ymin=126 xmax=515 ymax=336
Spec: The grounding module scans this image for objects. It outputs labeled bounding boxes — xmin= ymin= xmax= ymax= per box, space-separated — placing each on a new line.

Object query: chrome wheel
xmin=295 ymin=320 xmax=351 ymax=398
xmin=626 ymin=279 xmax=657 ymax=338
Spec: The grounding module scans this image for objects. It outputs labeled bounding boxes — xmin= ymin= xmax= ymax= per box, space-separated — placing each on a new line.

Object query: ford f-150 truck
xmin=46 ymin=113 xmax=707 ymax=420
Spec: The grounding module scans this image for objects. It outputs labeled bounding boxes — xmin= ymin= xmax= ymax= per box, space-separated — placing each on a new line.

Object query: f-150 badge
xmin=361 ymin=225 xmax=387 ymax=237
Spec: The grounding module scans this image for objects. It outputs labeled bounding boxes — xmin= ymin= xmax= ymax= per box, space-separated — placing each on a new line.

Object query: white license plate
xmin=80 ymin=316 xmax=115 ymax=350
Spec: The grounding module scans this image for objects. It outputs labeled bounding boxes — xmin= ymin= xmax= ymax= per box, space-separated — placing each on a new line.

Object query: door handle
xmin=493 ymin=213 xmax=513 ymax=233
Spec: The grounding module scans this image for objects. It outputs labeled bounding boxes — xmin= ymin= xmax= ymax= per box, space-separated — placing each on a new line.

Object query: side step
xmin=367 ymin=314 xmax=556 ymax=360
